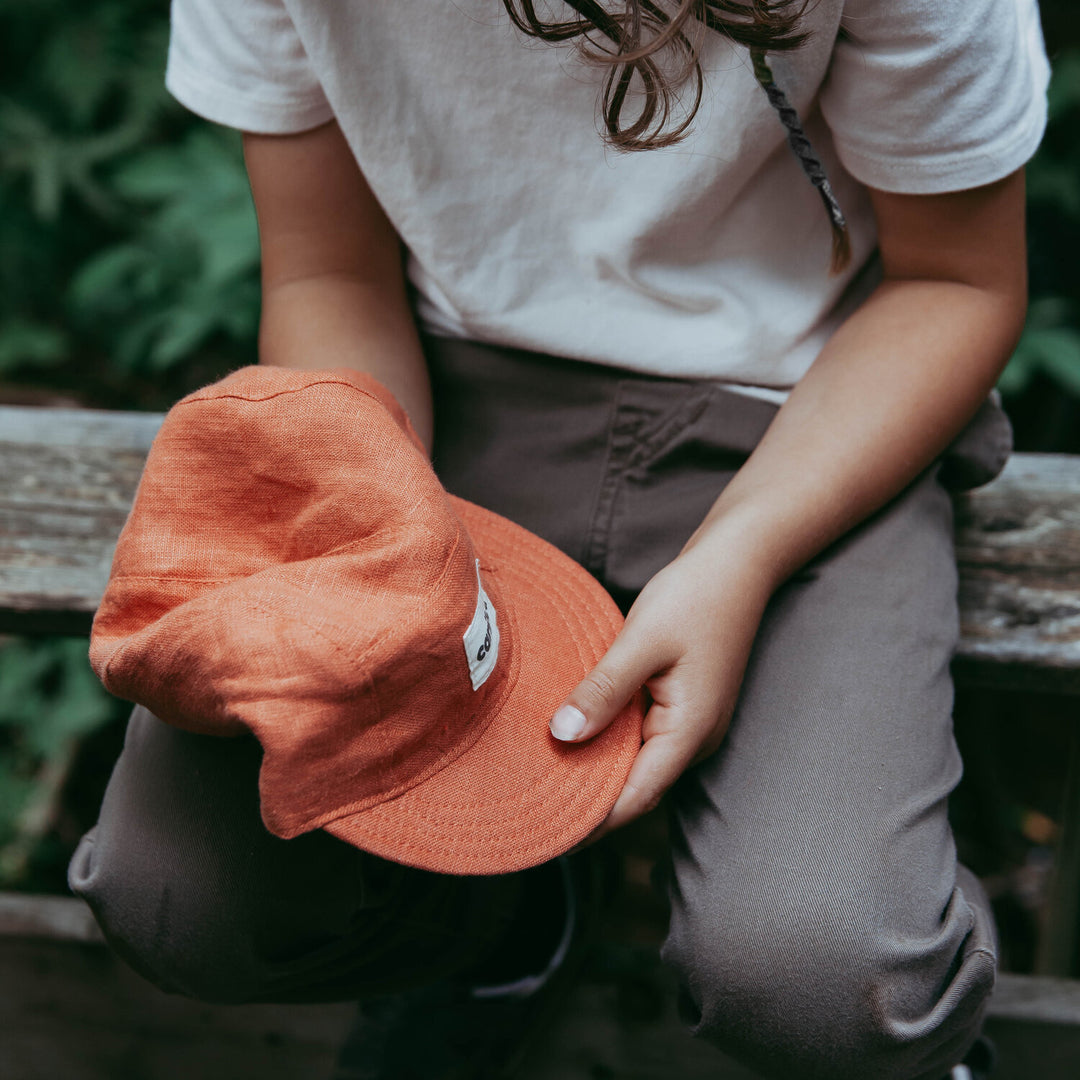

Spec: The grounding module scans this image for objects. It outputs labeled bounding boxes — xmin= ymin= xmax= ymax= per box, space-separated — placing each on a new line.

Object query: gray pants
xmin=70 ymin=338 xmax=1012 ymax=1080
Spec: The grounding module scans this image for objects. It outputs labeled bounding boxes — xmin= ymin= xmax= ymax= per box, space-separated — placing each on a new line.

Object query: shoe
xmin=330 ymin=852 xmax=600 ymax=1080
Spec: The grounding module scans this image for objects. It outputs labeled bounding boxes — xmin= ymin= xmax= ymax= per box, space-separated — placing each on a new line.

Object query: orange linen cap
xmin=89 ymin=366 xmax=642 ymax=875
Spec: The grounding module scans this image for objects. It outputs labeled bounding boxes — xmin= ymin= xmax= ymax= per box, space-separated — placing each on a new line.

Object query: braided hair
xmin=503 ymin=0 xmax=851 ymax=271
xmin=749 ymin=47 xmax=850 ymax=272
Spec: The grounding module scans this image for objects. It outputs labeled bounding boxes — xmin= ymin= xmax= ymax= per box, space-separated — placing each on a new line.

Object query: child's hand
xmin=550 ymin=536 xmax=774 ymax=840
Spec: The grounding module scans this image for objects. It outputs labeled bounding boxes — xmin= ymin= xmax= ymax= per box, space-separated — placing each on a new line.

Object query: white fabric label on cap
xmin=463 ymin=559 xmax=499 ymax=691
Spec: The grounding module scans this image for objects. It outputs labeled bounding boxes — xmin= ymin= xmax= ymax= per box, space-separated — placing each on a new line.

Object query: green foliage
xmin=1000 ymin=49 xmax=1080 ymax=398
xmin=0 ymin=317 xmax=66 ymax=374
xmin=0 ymin=637 xmax=119 ymax=884
xmin=69 ymin=127 xmax=260 ymax=372
xmin=999 ymin=299 xmax=1080 ymax=398
xmin=0 ymin=0 xmax=257 ymax=406
xmin=0 ymin=638 xmax=112 ymax=758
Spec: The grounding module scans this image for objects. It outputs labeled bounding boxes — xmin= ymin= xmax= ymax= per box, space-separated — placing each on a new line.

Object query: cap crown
xmin=90 ymin=368 xmax=508 ymax=835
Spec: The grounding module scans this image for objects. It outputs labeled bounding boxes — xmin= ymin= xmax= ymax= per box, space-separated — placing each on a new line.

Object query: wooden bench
xmin=2 ymin=403 xmax=1080 ymax=1078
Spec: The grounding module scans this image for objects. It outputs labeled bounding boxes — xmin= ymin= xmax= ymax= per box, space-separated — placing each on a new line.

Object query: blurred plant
xmin=0 ymin=637 xmax=119 ymax=884
xmin=68 ymin=126 xmax=260 ymax=373
xmin=999 ymin=48 xmax=1080 ymax=399
xmin=0 ymin=0 xmax=257 ymax=405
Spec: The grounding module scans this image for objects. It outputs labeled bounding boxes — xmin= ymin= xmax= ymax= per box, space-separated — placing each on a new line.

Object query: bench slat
xmin=0 ymin=407 xmax=157 ymax=634
xmin=954 ymin=454 xmax=1080 ymax=692
xmin=2 ymin=406 xmax=1079 ymax=691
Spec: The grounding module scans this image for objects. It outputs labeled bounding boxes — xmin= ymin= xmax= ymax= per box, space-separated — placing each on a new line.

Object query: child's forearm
xmin=258 ymin=271 xmax=433 ymax=452
xmin=687 ymin=169 xmax=1028 ymax=593
xmin=244 ymin=123 xmax=434 ymax=451
xmin=686 ymin=274 xmax=1025 ymax=591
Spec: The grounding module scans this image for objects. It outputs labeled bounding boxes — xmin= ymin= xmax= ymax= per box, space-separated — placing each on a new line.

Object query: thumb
xmin=550 ymin=629 xmax=656 ymax=743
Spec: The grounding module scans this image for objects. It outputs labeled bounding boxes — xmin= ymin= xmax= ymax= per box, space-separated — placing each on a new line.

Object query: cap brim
xmin=322 ymin=496 xmax=643 ymax=875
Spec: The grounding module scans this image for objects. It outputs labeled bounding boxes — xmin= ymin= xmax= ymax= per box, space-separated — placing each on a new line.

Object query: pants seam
xmin=581 ymin=380 xmax=630 ymax=581
xmin=626 ymin=382 xmax=714 ymax=471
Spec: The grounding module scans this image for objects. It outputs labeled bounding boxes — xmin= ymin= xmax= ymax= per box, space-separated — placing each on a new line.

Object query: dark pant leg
xmin=658 ymin=471 xmax=996 ymax=1080
xmin=577 ymin=378 xmax=1007 ymax=1080
xmin=69 ymin=705 xmax=522 ymax=1003
xmin=435 ymin=344 xmax=1004 ymax=1080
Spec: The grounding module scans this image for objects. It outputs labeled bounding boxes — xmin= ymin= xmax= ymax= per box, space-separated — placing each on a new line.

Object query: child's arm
xmin=243 ymin=120 xmax=433 ymax=451
xmin=553 ymin=169 xmax=1028 ymax=836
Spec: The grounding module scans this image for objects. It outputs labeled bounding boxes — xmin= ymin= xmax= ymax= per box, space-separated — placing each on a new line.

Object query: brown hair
xmin=502 ymin=1 xmax=850 ymax=271
xmin=501 ymin=1 xmax=810 ymax=152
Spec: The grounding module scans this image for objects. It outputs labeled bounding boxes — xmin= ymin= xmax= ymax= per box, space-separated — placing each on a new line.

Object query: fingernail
xmin=550 ymin=705 xmax=587 ymax=741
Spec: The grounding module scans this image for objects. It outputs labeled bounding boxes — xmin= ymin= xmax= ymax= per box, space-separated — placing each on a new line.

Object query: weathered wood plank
xmin=0 ymin=407 xmax=161 ymax=633
xmin=990 ymin=972 xmax=1080 ymax=1025
xmin=0 ymin=891 xmax=104 ymax=943
xmin=953 ymin=454 xmax=1080 ymax=691
xmin=0 ymin=933 xmax=355 ymax=1080
xmin=0 ymin=406 xmax=164 ymax=450
xmin=2 ymin=407 xmax=1080 ymax=690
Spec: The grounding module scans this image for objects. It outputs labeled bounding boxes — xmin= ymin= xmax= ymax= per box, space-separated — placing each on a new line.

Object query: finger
xmin=690 ymin=722 xmax=730 ymax=766
xmin=564 ymin=823 xmax=605 ymax=857
xmin=549 ymin=624 xmax=665 ymax=743
xmin=597 ymin=715 xmax=698 ymax=834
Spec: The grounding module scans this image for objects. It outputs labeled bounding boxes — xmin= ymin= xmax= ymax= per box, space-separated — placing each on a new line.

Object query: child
xmin=70 ymin=2 xmax=1049 ymax=1078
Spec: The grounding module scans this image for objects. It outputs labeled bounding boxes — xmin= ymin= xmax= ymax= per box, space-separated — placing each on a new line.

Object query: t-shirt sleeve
xmin=820 ymin=0 xmax=1050 ymax=193
xmin=165 ymin=0 xmax=334 ymax=134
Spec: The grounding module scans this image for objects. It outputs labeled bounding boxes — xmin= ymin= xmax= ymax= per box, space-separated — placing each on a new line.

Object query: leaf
xmin=114 ymin=309 xmax=172 ymax=371
xmin=110 ymin=144 xmax=202 ymax=202
xmin=0 ymin=759 xmax=36 ymax=848
xmin=0 ymin=640 xmax=57 ymax=726
xmin=61 ymin=122 xmax=259 ymax=373
xmin=198 ymin=204 xmax=261 ymax=285
xmin=112 ymin=127 xmax=249 ymax=208
xmin=68 ymin=244 xmax=150 ymax=308
xmin=0 ymin=316 xmax=67 ymax=372
xmin=0 ymin=638 xmax=114 ymax=759
xmin=1038 ymin=331 xmax=1080 ymax=398
xmin=1002 ymin=325 xmax=1080 ymax=399
xmin=39 ymin=11 xmax=128 ymax=127
xmin=147 ymin=305 xmax=219 ymax=370
xmin=22 ymin=646 xmax=114 ymax=757
xmin=998 ymin=345 xmax=1037 ymax=397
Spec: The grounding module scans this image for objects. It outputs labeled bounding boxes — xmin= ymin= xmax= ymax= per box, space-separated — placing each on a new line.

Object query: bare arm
xmin=690 ymin=171 xmax=1027 ymax=584
xmin=554 ymin=170 xmax=1028 ymax=835
xmin=243 ymin=120 xmax=433 ymax=450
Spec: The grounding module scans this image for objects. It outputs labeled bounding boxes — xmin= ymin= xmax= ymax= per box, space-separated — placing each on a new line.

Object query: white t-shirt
xmin=166 ymin=0 xmax=1049 ymax=392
